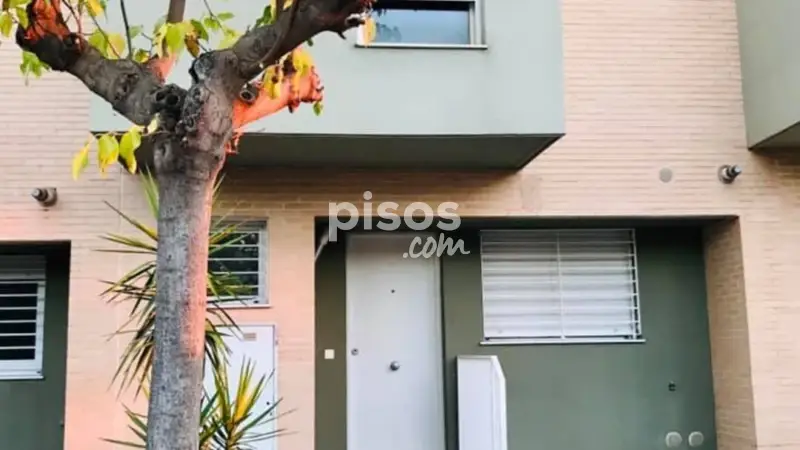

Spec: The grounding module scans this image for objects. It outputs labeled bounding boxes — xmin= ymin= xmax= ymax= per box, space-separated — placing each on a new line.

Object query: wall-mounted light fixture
xmin=718 ymin=164 xmax=742 ymax=184
xmin=31 ymin=187 xmax=58 ymax=207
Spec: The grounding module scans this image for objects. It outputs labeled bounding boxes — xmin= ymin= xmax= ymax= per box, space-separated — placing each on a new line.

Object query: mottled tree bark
xmin=148 ymin=136 xmax=223 ymax=449
xmin=13 ymin=0 xmax=373 ymax=448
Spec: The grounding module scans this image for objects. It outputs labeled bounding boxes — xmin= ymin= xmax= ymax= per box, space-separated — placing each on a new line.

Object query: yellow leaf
xmin=292 ymin=47 xmax=313 ymax=77
xmin=119 ymin=127 xmax=142 ymax=174
xmin=71 ymin=142 xmax=91 ymax=180
xmin=86 ymin=0 xmax=104 ymax=17
xmin=185 ymin=34 xmax=201 ymax=57
xmin=133 ymin=49 xmax=150 ymax=63
xmin=96 ymin=133 xmax=119 ymax=175
xmin=262 ymin=64 xmax=282 ymax=99
xmin=107 ymin=33 xmax=126 ymax=58
xmin=144 ymin=116 xmax=159 ymax=134
xmin=0 ymin=12 xmax=12 ymax=37
xmin=362 ymin=16 xmax=376 ymax=45
xmin=153 ymin=23 xmax=168 ymax=58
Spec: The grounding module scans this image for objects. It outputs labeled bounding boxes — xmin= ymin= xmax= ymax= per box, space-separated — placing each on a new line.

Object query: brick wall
xmin=2 ymin=0 xmax=800 ymax=449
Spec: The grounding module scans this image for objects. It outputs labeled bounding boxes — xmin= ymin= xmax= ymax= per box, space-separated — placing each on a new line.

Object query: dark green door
xmin=637 ymin=229 xmax=717 ymax=450
xmin=0 ymin=247 xmax=69 ymax=450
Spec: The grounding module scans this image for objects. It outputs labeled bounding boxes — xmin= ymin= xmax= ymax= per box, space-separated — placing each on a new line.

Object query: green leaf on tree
xmin=0 ymin=12 xmax=12 ymax=37
xmin=165 ymin=23 xmax=186 ymax=55
xmin=88 ymin=29 xmax=108 ymax=55
xmin=19 ymin=51 xmax=46 ymax=79
xmin=313 ymin=101 xmax=324 ymax=116
xmin=190 ymin=19 xmax=209 ymax=41
xmin=255 ymin=5 xmax=273 ymax=27
xmin=203 ymin=16 xmax=220 ymax=32
xmin=218 ymin=28 xmax=239 ymax=49
xmin=14 ymin=6 xmax=27 ymax=28
xmin=128 ymin=25 xmax=143 ymax=40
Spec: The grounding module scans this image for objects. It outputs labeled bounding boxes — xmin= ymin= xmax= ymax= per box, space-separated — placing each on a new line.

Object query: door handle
xmin=389 ymin=361 xmax=400 ymax=371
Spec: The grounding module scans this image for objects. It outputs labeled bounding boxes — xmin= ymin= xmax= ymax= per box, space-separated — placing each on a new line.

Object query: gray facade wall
xmin=89 ymin=0 xmax=564 ymax=138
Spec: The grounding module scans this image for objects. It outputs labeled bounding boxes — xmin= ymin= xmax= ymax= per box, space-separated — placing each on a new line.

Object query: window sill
xmin=0 ymin=372 xmax=44 ymax=381
xmin=354 ymin=42 xmax=488 ymax=50
xmin=480 ymin=338 xmax=646 ymax=346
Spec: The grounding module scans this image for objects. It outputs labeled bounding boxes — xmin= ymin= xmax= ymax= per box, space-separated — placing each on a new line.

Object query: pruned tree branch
xmin=232 ymin=0 xmax=372 ymax=81
xmin=15 ymin=0 xmax=187 ymax=127
xmin=226 ymin=63 xmax=323 ymax=153
xmin=15 ymin=0 xmax=372 ymax=152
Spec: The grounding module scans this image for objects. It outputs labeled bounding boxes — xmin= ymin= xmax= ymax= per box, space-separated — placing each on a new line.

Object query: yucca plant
xmin=99 ymin=171 xmax=288 ymax=448
xmin=98 ymin=170 xmax=252 ymax=396
xmin=104 ymin=357 xmax=286 ymax=449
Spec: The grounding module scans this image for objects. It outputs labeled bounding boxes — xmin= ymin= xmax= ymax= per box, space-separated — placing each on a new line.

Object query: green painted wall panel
xmin=0 ymin=244 xmax=70 ymax=450
xmin=315 ymin=227 xmax=716 ymax=450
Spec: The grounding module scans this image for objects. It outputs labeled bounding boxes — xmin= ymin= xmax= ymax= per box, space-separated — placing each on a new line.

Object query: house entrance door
xmin=345 ymin=233 xmax=445 ymax=450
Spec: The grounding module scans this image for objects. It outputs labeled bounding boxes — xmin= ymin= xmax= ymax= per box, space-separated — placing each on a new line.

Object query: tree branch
xmin=226 ymin=63 xmax=323 ymax=153
xmin=120 ymin=0 xmax=133 ymax=57
xmin=15 ymin=0 xmax=187 ymax=126
xmin=167 ymin=0 xmax=186 ymax=23
xmin=16 ymin=0 xmax=372 ymax=151
xmin=257 ymin=0 xmax=302 ymax=72
xmin=231 ymin=0 xmax=373 ymax=81
xmin=175 ymin=0 xmax=373 ymax=154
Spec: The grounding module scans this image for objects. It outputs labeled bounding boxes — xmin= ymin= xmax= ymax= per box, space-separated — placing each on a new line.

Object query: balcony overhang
xmin=736 ymin=0 xmax=800 ymax=150
xmin=134 ymin=133 xmax=562 ymax=171
xmin=748 ymin=122 xmax=800 ymax=150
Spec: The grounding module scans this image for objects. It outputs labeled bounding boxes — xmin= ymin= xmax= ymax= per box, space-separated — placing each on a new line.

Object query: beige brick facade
xmin=1 ymin=0 xmax=799 ymax=449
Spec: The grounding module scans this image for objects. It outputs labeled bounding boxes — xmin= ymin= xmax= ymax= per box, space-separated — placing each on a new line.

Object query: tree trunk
xmin=147 ymin=138 xmax=224 ymax=450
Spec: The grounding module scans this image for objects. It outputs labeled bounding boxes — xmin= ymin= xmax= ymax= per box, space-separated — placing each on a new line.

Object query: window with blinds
xmin=208 ymin=222 xmax=267 ymax=305
xmin=479 ymin=229 xmax=641 ymax=342
xmin=0 ymin=256 xmax=46 ymax=378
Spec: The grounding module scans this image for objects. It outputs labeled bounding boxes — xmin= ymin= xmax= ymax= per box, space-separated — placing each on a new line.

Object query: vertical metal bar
xmin=555 ymin=232 xmax=566 ymax=339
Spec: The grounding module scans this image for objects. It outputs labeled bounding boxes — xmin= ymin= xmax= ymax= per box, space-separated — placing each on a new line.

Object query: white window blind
xmin=479 ymin=229 xmax=641 ymax=342
xmin=0 ymin=255 xmax=46 ymax=378
xmin=208 ymin=222 xmax=267 ymax=305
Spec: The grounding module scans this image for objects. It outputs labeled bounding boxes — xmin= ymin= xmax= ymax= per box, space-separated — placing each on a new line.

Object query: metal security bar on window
xmin=208 ymin=222 xmax=267 ymax=305
xmin=0 ymin=256 xmax=46 ymax=379
xmin=479 ymin=229 xmax=641 ymax=342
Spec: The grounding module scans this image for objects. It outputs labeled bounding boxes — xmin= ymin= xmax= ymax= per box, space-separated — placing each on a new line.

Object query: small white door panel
xmin=204 ymin=325 xmax=277 ymax=450
xmin=346 ymin=233 xmax=445 ymax=450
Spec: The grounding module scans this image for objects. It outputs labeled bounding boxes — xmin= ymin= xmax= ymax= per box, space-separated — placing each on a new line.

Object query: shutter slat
xmin=480 ymin=229 xmax=641 ymax=341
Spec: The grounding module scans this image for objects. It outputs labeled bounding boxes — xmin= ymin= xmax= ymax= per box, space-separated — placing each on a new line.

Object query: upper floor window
xmin=0 ymin=256 xmax=46 ymax=380
xmin=208 ymin=221 xmax=268 ymax=306
xmin=362 ymin=0 xmax=484 ymax=46
xmin=479 ymin=229 xmax=642 ymax=343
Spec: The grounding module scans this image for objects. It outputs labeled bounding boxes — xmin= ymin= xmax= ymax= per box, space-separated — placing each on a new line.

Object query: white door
xmin=204 ymin=325 xmax=277 ymax=450
xmin=346 ymin=233 xmax=445 ymax=450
